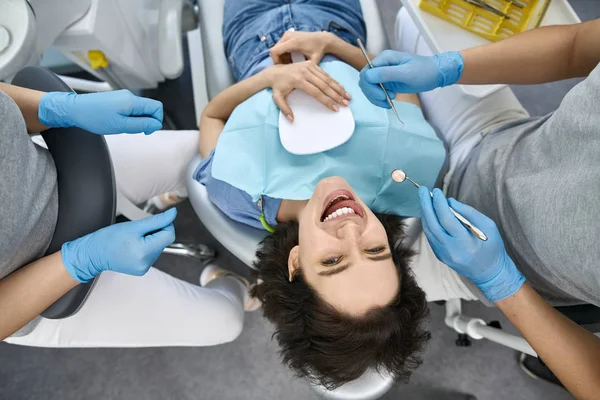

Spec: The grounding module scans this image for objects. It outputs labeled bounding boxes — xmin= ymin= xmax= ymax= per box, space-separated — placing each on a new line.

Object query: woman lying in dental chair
xmin=195 ymin=0 xmax=460 ymax=389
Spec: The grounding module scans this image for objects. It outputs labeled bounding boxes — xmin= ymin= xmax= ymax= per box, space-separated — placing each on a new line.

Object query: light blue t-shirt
xmin=194 ymin=151 xmax=281 ymax=230
xmin=196 ymin=60 xmax=445 ymax=230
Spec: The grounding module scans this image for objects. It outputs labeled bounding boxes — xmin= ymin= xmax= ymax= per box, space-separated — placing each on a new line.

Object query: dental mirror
xmin=391 ymin=169 xmax=488 ymax=241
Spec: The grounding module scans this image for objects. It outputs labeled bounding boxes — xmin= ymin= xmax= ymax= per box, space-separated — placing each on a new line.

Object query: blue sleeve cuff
xmin=193 ymin=151 xmax=282 ymax=231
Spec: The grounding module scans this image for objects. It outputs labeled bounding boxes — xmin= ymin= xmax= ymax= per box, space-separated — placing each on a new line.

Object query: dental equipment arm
xmin=497 ymin=284 xmax=600 ymax=400
xmin=199 ymin=63 xmax=349 ymax=157
xmin=0 ymin=210 xmax=176 ymax=340
xmin=1 ymin=82 xmax=163 ymax=135
xmin=419 ymin=189 xmax=600 ymax=400
xmin=269 ymin=30 xmax=375 ymax=71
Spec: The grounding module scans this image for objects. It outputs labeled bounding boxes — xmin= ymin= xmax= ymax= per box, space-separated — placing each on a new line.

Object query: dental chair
xmin=185 ymin=0 xmax=395 ymax=399
xmin=186 ymin=1 xmax=600 ymax=397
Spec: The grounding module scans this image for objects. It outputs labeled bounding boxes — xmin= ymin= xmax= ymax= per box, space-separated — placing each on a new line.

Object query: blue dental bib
xmin=211 ymin=61 xmax=445 ymax=218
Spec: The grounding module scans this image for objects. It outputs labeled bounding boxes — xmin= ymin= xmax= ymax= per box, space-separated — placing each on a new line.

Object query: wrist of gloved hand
xmin=61 ymin=236 xmax=100 ymax=283
xmin=38 ymin=92 xmax=77 ymax=129
xmin=473 ymin=252 xmax=526 ymax=303
xmin=432 ymin=51 xmax=464 ymax=88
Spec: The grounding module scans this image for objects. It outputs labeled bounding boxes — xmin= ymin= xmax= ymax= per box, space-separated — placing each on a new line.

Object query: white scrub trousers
xmin=5 ymin=130 xmax=248 ymax=348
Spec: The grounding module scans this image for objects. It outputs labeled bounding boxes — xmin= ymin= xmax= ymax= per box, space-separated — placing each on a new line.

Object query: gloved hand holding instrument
xmin=359 ymin=50 xmax=464 ymax=107
xmin=62 ymin=208 xmax=178 ymax=283
xmin=38 ymin=89 xmax=164 ymax=135
xmin=418 ymin=187 xmax=525 ymax=302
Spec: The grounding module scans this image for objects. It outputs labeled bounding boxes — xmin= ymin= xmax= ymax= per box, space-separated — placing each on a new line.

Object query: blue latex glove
xmin=418 ymin=187 xmax=525 ymax=302
xmin=61 ymin=208 xmax=177 ymax=282
xmin=359 ymin=50 xmax=464 ymax=108
xmin=38 ymin=89 xmax=163 ymax=135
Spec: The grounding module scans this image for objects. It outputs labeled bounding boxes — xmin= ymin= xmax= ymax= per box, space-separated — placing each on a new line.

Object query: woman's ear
xmin=288 ymin=245 xmax=300 ymax=282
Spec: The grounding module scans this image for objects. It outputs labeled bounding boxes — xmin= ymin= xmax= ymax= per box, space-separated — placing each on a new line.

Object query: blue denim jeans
xmin=223 ymin=0 xmax=367 ymax=81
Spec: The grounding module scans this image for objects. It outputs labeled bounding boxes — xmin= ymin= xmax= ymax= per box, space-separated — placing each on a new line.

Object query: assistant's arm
xmin=0 ymin=83 xmax=48 ymax=133
xmin=0 ymin=252 xmax=78 ymax=340
xmin=460 ymin=19 xmax=600 ymax=84
xmin=497 ymin=284 xmax=600 ymax=400
xmin=0 ymin=210 xmax=177 ymax=340
xmin=419 ymin=188 xmax=600 ymax=400
xmin=1 ymin=82 xmax=164 ymax=135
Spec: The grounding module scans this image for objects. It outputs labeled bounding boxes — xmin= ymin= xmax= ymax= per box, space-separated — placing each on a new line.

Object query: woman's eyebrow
xmin=368 ymin=252 xmax=392 ymax=262
xmin=318 ymin=264 xmax=350 ymax=276
xmin=317 ymin=253 xmax=392 ymax=277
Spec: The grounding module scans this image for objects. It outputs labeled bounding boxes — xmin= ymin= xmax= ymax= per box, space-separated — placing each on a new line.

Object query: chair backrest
xmin=11 ymin=67 xmax=116 ymax=319
xmin=198 ymin=0 xmax=390 ymax=100
xmin=192 ymin=0 xmax=392 ymax=268
xmin=555 ymin=304 xmax=600 ymax=332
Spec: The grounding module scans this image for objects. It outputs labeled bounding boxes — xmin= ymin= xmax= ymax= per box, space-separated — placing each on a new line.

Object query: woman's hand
xmin=263 ymin=61 xmax=350 ymax=121
xmin=61 ymin=209 xmax=177 ymax=282
xmin=38 ymin=90 xmax=163 ymax=135
xmin=270 ymin=30 xmax=336 ymax=65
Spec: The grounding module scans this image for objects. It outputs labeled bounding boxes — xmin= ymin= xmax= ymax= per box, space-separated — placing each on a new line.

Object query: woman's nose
xmin=336 ymin=221 xmax=363 ymax=242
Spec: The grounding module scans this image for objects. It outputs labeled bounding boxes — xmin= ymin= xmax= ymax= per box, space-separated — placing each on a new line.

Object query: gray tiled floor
xmin=2 ymin=1 xmax=598 ymax=399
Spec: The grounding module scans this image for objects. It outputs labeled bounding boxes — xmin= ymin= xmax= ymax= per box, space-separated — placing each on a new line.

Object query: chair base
xmin=163 ymin=243 xmax=216 ymax=266
xmin=518 ymin=353 xmax=564 ymax=389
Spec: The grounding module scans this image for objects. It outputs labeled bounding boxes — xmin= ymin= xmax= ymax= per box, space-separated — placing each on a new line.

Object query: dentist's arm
xmin=0 ymin=210 xmax=177 ymax=340
xmin=460 ymin=19 xmax=600 ymax=84
xmin=359 ymin=19 xmax=600 ymax=102
xmin=0 ymin=82 xmax=163 ymax=135
xmin=419 ymin=188 xmax=600 ymax=400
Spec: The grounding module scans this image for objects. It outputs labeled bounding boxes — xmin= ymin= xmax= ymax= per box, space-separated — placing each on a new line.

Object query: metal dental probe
xmin=391 ymin=169 xmax=488 ymax=241
xmin=356 ymin=38 xmax=404 ymax=128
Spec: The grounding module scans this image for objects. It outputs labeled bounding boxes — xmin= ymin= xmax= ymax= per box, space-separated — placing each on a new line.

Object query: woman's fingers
xmin=306 ymin=68 xmax=348 ymax=106
xmin=270 ymin=36 xmax=298 ymax=64
xmin=310 ymin=64 xmax=351 ymax=101
xmin=273 ymin=91 xmax=294 ymax=122
xmin=297 ymin=79 xmax=338 ymax=111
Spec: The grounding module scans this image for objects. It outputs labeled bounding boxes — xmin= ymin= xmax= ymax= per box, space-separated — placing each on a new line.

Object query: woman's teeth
xmin=324 ymin=207 xmax=355 ymax=221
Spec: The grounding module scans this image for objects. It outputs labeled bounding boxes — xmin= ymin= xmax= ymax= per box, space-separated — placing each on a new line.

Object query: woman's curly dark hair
xmin=250 ymin=213 xmax=430 ymax=390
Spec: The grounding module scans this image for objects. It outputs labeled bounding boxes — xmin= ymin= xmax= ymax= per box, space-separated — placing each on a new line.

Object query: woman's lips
xmin=321 ymin=190 xmax=365 ymax=221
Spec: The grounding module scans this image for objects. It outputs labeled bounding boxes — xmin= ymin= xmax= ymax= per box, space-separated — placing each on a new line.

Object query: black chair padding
xmin=11 ymin=67 xmax=116 ymax=319
xmin=555 ymin=304 xmax=600 ymax=328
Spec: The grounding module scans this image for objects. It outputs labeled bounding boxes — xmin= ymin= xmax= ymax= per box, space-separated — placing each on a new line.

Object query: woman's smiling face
xmin=288 ymin=177 xmax=400 ymax=315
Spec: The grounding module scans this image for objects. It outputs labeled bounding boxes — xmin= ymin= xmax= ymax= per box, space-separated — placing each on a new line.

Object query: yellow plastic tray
xmin=419 ymin=0 xmax=546 ymax=42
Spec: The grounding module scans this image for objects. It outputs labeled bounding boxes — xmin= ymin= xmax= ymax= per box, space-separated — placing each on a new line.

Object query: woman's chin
xmin=315 ymin=176 xmax=352 ymax=192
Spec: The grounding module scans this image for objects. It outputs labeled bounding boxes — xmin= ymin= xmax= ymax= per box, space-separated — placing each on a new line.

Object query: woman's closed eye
xmin=322 ymin=256 xmax=343 ymax=266
xmin=365 ymin=246 xmax=386 ymax=255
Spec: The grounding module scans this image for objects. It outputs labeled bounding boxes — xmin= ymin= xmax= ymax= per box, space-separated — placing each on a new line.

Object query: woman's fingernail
xmin=342 ymin=99 xmax=349 ymax=106
xmin=287 ymin=114 xmax=293 ymax=122
xmin=332 ymin=105 xmax=339 ymax=112
xmin=346 ymin=92 xmax=352 ymax=99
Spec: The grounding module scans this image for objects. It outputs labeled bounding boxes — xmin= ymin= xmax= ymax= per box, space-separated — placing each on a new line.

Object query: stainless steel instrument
xmin=356 ymin=38 xmax=404 ymax=127
xmin=391 ymin=169 xmax=488 ymax=241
